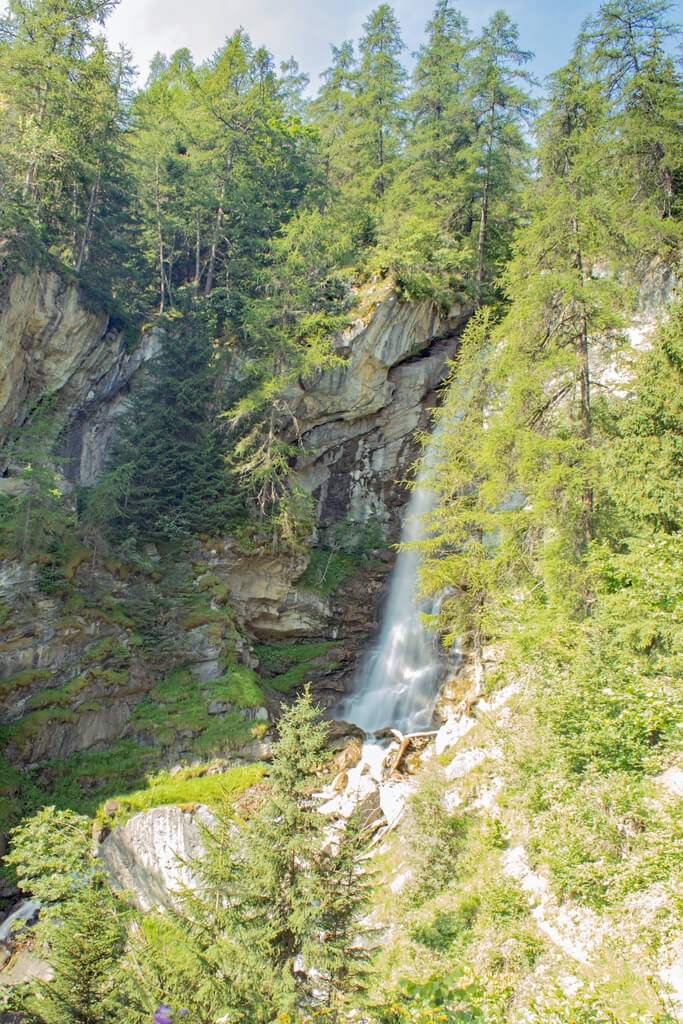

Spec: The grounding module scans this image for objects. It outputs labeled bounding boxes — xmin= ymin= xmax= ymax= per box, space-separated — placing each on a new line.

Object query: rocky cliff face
xmin=0 ymin=269 xmax=157 ymax=486
xmin=0 ymin=557 xmax=152 ymax=766
xmin=0 ymin=270 xmax=464 ymax=780
xmin=290 ymin=282 xmax=469 ymax=541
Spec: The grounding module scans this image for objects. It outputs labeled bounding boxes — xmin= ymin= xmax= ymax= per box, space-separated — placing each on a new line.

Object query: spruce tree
xmin=99 ymin=306 xmax=236 ymax=543
xmin=377 ymin=1 xmax=474 ymax=301
xmin=5 ymin=807 xmax=129 ymax=1024
xmin=582 ymin=0 xmax=683 ymax=240
xmin=606 ymin=295 xmax=683 ymax=534
xmin=0 ymin=0 xmax=128 ymax=269
xmin=310 ymin=41 xmax=358 ymax=197
xmin=128 ymin=690 xmax=374 ymax=1022
xmin=464 ymin=11 xmax=535 ymax=307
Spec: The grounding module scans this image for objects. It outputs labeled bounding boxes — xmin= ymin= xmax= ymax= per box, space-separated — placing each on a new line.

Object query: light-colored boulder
xmin=100 ymin=804 xmax=216 ymax=912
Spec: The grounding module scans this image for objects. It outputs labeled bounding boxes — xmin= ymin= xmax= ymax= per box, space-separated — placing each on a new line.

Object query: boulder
xmin=100 ymin=804 xmax=215 ymax=912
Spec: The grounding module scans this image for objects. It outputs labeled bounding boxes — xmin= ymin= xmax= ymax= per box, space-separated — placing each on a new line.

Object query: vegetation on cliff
xmin=0 ymin=0 xmax=681 ymax=1022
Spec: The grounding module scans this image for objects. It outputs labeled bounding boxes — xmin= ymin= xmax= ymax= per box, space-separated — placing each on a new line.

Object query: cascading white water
xmin=338 ymin=445 xmax=451 ymax=734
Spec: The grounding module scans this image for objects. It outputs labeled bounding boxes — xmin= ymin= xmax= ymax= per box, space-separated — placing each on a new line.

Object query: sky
xmin=100 ymin=0 xmax=604 ymax=90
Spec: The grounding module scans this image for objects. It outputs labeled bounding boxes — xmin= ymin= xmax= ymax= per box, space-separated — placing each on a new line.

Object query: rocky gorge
xmin=0 ymin=268 xmax=468 ymax=801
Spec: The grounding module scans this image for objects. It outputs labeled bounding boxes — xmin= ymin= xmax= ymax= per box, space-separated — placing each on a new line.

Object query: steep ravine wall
xmin=0 ymin=269 xmax=158 ymax=486
xmin=0 ymin=270 xmax=465 ymax=783
xmin=289 ymin=284 xmax=469 ymax=541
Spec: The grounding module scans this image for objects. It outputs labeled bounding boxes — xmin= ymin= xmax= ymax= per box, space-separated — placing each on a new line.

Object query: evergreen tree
xmin=225 ymin=213 xmax=345 ymax=545
xmin=582 ymin=0 xmax=683 ymax=242
xmin=463 ymin=11 xmax=535 ymax=306
xmin=404 ymin=1 xmax=472 ymax=192
xmin=378 ymin=1 xmax=474 ymax=302
xmin=125 ymin=31 xmax=322 ymax=319
xmin=0 ymin=0 xmax=129 ymax=270
xmin=419 ymin=309 xmax=529 ymax=687
xmin=464 ymin=49 xmax=626 ymax=607
xmin=23 ymin=882 xmax=127 ymax=1024
xmin=354 ymin=4 xmax=407 ymax=201
xmin=98 ymin=306 xmax=237 ymax=542
xmin=127 ymin=691 xmax=373 ymax=1022
xmin=279 ymin=56 xmax=310 ymax=118
xmin=606 ymin=295 xmax=683 ymax=533
xmin=5 ymin=807 xmax=129 ymax=1024
xmin=310 ymin=41 xmax=358 ymax=197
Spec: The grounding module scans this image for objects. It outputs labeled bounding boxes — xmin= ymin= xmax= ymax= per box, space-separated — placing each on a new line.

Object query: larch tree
xmin=0 ymin=0 xmax=126 ymax=266
xmin=463 ymin=10 xmax=535 ymax=307
xmin=354 ymin=4 xmax=407 ymax=201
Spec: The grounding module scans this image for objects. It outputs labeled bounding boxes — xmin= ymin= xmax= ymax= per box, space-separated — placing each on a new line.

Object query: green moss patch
xmin=0 ymin=667 xmax=52 ymax=693
xmin=131 ymin=665 xmax=265 ymax=753
xmin=255 ymin=640 xmax=339 ymax=693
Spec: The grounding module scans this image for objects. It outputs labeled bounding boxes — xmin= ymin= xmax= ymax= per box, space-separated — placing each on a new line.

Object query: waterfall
xmin=338 ymin=441 xmax=452 ymax=734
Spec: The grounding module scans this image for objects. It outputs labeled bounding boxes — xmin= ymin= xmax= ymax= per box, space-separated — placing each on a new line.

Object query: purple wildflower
xmin=153 ymin=1005 xmax=173 ymax=1024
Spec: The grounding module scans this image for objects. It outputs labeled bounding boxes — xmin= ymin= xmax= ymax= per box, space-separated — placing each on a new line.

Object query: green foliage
xmin=5 ymin=806 xmax=92 ymax=904
xmin=527 ymin=986 xmax=679 ymax=1024
xmin=126 ymin=690 xmax=374 ymax=1021
xmin=15 ymin=880 xmax=128 ymax=1024
xmin=131 ymin=665 xmax=263 ymax=754
xmin=21 ymin=739 xmax=151 ymax=816
xmin=299 ymin=547 xmax=358 ymax=596
xmin=4 ymin=803 xmax=129 ymax=1024
xmin=606 ymin=296 xmax=683 ymax=532
xmin=411 ymin=905 xmax=479 ymax=951
xmin=255 ymin=639 xmax=339 ymax=693
xmin=102 ymin=762 xmax=266 ymax=819
xmin=376 ymin=967 xmax=486 ymax=1023
xmin=354 ymin=5 xmax=407 ymax=201
xmin=95 ymin=307 xmax=239 ymax=543
xmin=0 ymin=0 xmax=134 ymax=286
xmin=404 ymin=767 xmax=472 ymax=898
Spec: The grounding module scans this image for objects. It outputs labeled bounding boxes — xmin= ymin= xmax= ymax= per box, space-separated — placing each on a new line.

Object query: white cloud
xmin=1 ymin=0 xmax=602 ymax=91
xmin=105 ymin=0 xmax=375 ymax=86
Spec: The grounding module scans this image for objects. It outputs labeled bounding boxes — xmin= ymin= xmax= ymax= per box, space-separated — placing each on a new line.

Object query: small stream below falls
xmin=337 ymin=436 xmax=456 ymax=735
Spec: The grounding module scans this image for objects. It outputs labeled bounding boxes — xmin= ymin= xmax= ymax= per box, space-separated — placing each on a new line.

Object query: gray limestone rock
xmin=100 ymin=804 xmax=216 ymax=911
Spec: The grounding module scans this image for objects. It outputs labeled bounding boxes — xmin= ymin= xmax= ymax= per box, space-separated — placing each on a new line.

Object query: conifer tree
xmin=127 ymin=690 xmax=373 ymax=1022
xmin=606 ymin=295 xmax=683 ymax=533
xmin=99 ymin=306 xmax=236 ymax=542
xmin=310 ymin=41 xmax=358 ymax=196
xmin=419 ymin=309 xmax=528 ymax=686
xmin=5 ymin=807 xmax=129 ymax=1024
xmin=464 ymin=11 xmax=535 ymax=307
xmin=354 ymin=4 xmax=407 ymax=200
xmin=582 ymin=0 xmax=683 ymax=241
xmin=376 ymin=1 xmax=474 ymax=301
xmin=404 ymin=1 xmax=472 ymax=194
xmin=0 ymin=0 xmax=128 ymax=270
xmin=460 ymin=49 xmax=626 ymax=608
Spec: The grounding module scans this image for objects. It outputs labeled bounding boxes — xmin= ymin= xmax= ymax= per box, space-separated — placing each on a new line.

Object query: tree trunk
xmin=194 ymin=211 xmax=202 ymax=294
xmin=75 ymin=162 xmax=101 ymax=272
xmin=571 ymin=213 xmax=594 ymax=543
xmin=205 ymin=146 xmax=234 ymax=297
xmin=155 ymin=158 xmax=165 ymax=314
xmin=475 ymin=106 xmax=495 ymax=309
xmin=23 ymin=88 xmax=50 ymax=200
